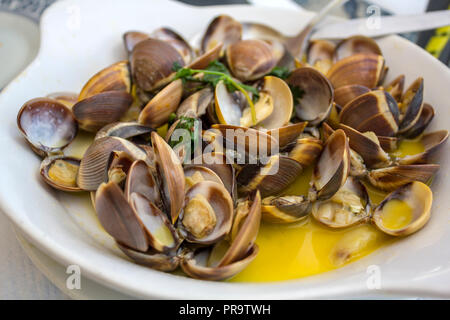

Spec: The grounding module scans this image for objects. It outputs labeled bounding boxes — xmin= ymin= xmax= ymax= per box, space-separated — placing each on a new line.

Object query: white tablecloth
xmin=0 ymin=211 xmax=67 ymax=299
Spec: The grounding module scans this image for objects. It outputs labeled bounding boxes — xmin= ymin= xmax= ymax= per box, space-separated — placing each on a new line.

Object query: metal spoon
xmin=242 ymin=0 xmax=348 ymax=59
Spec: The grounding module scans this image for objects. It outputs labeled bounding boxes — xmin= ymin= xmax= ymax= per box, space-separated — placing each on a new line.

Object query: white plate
xmin=0 ymin=0 xmax=449 ymax=299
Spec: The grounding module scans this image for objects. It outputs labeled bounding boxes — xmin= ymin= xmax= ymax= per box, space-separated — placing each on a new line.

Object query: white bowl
xmin=1 ymin=0 xmax=449 ymax=299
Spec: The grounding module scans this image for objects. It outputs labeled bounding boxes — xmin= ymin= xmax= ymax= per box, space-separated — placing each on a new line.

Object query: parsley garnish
xmin=173 ymin=61 xmax=258 ymax=125
xmin=268 ymin=66 xmax=291 ymax=79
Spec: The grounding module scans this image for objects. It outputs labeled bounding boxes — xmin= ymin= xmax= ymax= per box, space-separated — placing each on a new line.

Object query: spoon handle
xmin=285 ymin=0 xmax=348 ymax=58
xmin=311 ymin=10 xmax=450 ymax=40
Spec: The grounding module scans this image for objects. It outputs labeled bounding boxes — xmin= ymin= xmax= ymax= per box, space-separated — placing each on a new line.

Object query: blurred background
xmin=0 ymin=0 xmax=449 ymax=299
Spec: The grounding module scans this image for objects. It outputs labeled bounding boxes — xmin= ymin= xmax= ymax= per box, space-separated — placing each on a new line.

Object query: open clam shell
xmin=402 ymin=103 xmax=434 ymax=138
xmin=261 ymin=195 xmax=310 ymax=224
xmin=178 ymin=181 xmax=233 ymax=245
xmin=286 ymin=137 xmax=323 ymax=167
xmin=73 ymin=91 xmax=133 ymax=132
xmin=226 ymin=39 xmax=278 ymax=81
xmin=95 ymin=181 xmax=149 ymax=252
xmin=287 ymin=67 xmax=334 ymax=126
xmin=117 ymin=242 xmax=180 ymax=272
xmin=398 ymin=77 xmax=424 ymax=134
xmin=124 ymin=160 xmax=161 ymax=206
xmin=338 ymin=124 xmax=390 ymax=169
xmin=367 ymin=164 xmax=440 ymax=191
xmin=256 ymin=76 xmax=293 ymax=130
xmin=180 ymin=244 xmax=258 ymax=281
xmin=78 ymin=61 xmax=131 ymax=101
xmin=339 ymin=90 xmax=399 ymax=137
xmin=397 ymin=130 xmax=448 ymax=165
xmin=334 ymin=84 xmax=370 ymax=108
xmin=123 ymin=31 xmax=149 ymax=54
xmin=312 ymin=129 xmax=350 ymax=201
xmin=385 ymin=74 xmax=405 ymax=102
xmin=150 ymin=27 xmax=194 ymax=64
xmin=237 ymin=155 xmax=303 ymax=197
xmin=184 ymin=165 xmax=224 ymax=190
xmin=95 ymin=122 xmax=154 ymax=141
xmin=327 ymin=53 xmax=385 ymax=89
xmin=138 ymin=79 xmax=183 ymax=128
xmin=312 ymin=177 xmax=370 ymax=228
xmin=151 ymin=132 xmax=185 ymax=223
xmin=46 ymin=92 xmax=78 ymax=109
xmin=40 ymin=156 xmax=82 ymax=192
xmin=129 ymin=192 xmax=181 ymax=252
xmin=17 ymin=98 xmax=78 ymax=157
xmin=214 ymin=80 xmax=245 ymax=126
xmin=77 ymin=136 xmax=147 ymax=191
xmin=372 ymin=181 xmax=432 ymax=236
xmin=130 ymin=38 xmax=184 ymax=92
xmin=268 ymin=122 xmax=307 ymax=149
xmin=307 ymin=40 xmax=335 ymax=74
xmin=176 ymin=87 xmax=213 ymax=119
xmin=333 ymin=35 xmax=382 ymax=61
xmin=201 ymin=15 xmax=242 ymax=54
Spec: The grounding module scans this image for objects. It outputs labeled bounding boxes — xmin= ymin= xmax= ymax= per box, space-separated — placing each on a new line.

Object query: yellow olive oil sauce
xmin=231 ymin=138 xmax=425 ymax=282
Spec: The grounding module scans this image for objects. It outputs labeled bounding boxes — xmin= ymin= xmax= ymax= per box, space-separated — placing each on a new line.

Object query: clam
xmin=176 ymin=87 xmax=213 ymax=118
xmin=187 ymin=43 xmax=223 ymax=70
xmin=211 ymin=124 xmax=279 ymax=162
xmin=105 ymin=150 xmax=135 ymax=185
xmin=130 ymin=38 xmax=184 ymax=92
xmin=180 ymin=190 xmax=260 ymax=281
xmin=73 ymin=91 xmax=133 ymax=132
xmin=201 ymin=15 xmax=242 ymax=54
xmin=377 ymin=135 xmax=399 ymax=152
xmin=46 ymin=92 xmax=78 ymax=109
xmin=349 ymin=149 xmax=367 ymax=178
xmin=78 ymin=61 xmax=131 ymax=101
xmin=226 ymin=39 xmax=278 ymax=81
xmin=124 ymin=160 xmax=161 ymax=206
xmin=129 ymin=192 xmax=180 ymax=252
xmin=402 ymin=103 xmax=434 ymax=138
xmin=17 ymin=98 xmax=78 ymax=157
xmin=151 ymin=132 xmax=185 ymax=223
xmin=214 ymin=80 xmax=246 ymax=126
xmin=339 ymin=90 xmax=399 ymax=137
xmin=256 ymin=76 xmax=293 ymax=130
xmin=237 ymin=155 xmax=303 ymax=197
xmin=117 ymin=242 xmax=179 ymax=272
xmin=95 ymin=181 xmax=149 ymax=252
xmin=184 ymin=165 xmax=224 ymax=189
xmin=40 ymin=156 xmax=82 ymax=192
xmin=261 ymin=195 xmax=310 ymax=224
xmin=372 ymin=181 xmax=432 ymax=236
xmin=385 ymin=74 xmax=405 ymax=102
xmin=287 ymin=67 xmax=334 ymax=126
xmin=95 ymin=121 xmax=154 ymax=141
xmin=150 ymin=27 xmax=194 ymax=64
xmin=312 ymin=129 xmax=350 ymax=201
xmin=269 ymin=122 xmax=307 ymax=149
xmin=397 ymin=130 xmax=448 ymax=165
xmin=307 ymin=40 xmax=335 ymax=74
xmin=191 ymin=152 xmax=237 ymax=201
xmin=123 ymin=31 xmax=149 ymax=54
xmin=240 ymin=92 xmax=274 ymax=128
xmin=333 ymin=36 xmax=382 ymax=61
xmin=367 ymin=164 xmax=440 ymax=191
xmin=312 ymin=177 xmax=370 ymax=228
xmin=398 ymin=77 xmax=424 ymax=134
xmin=138 ymin=79 xmax=183 ymax=128
xmin=178 ymin=181 xmax=233 ymax=244
xmin=286 ymin=137 xmax=323 ymax=167
xmin=77 ymin=136 xmax=147 ymax=190
xmin=334 ymin=84 xmax=370 ymax=108
xmin=327 ymin=53 xmax=385 ymax=89
xmin=338 ymin=124 xmax=391 ymax=169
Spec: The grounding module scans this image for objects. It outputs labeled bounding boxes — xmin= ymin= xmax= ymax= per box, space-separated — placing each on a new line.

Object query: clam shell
xmin=40 ymin=156 xmax=82 ymax=192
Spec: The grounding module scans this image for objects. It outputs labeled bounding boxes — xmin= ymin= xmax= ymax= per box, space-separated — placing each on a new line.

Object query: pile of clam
xmin=17 ymin=15 xmax=448 ymax=280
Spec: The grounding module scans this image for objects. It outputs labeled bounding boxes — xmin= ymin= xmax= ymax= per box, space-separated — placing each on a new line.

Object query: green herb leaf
xmin=289 ymin=84 xmax=305 ymax=106
xmin=268 ymin=66 xmax=291 ymax=79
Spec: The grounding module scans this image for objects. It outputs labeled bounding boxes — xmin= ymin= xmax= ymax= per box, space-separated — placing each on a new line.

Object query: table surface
xmin=0 ymin=0 xmax=445 ymax=300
